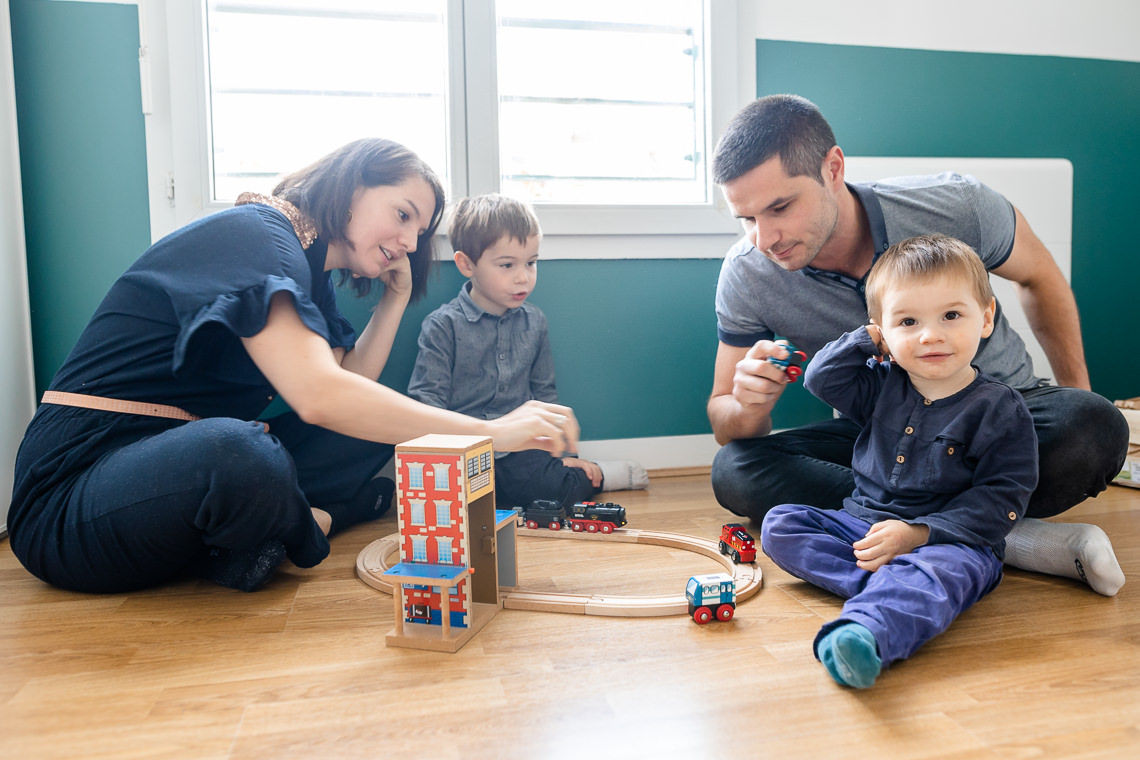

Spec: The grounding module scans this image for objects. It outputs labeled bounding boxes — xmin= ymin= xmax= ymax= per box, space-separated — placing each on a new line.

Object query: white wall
xmin=737 ymin=0 xmax=1140 ymax=107
xmin=2 ymin=2 xmax=37 ymax=534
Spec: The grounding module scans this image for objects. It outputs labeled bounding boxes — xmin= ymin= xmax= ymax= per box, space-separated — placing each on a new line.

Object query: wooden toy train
xmin=518 ymin=500 xmax=627 ymax=534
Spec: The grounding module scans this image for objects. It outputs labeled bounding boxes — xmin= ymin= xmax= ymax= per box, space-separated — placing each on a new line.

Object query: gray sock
xmin=596 ymin=460 xmax=649 ymax=491
xmin=1004 ymin=518 xmax=1125 ymax=596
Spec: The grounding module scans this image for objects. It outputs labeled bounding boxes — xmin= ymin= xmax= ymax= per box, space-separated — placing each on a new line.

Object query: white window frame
xmin=138 ymin=0 xmax=741 ymax=253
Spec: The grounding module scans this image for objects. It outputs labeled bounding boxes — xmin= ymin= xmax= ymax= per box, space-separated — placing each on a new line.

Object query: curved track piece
xmin=356 ymin=528 xmax=761 ymax=618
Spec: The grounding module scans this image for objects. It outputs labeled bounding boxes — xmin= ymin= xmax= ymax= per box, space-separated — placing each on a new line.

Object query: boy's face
xmin=874 ymin=275 xmax=995 ymax=399
xmin=455 ymin=233 xmax=540 ymax=316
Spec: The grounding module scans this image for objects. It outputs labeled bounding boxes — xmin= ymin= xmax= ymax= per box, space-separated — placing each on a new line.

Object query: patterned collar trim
xmin=235 ymin=192 xmax=318 ymax=249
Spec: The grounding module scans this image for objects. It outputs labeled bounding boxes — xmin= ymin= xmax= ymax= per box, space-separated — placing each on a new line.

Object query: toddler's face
xmin=461 ymin=234 xmax=540 ymax=316
xmin=876 ymin=274 xmax=995 ymax=399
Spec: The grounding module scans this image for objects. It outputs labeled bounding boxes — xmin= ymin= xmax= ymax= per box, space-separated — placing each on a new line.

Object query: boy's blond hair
xmin=447 ymin=194 xmax=540 ymax=264
xmin=865 ymin=234 xmax=994 ymax=322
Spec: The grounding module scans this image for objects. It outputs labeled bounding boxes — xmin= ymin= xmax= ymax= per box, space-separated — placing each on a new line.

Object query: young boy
xmin=408 ymin=194 xmax=647 ymax=508
xmin=760 ymin=234 xmax=1039 ymax=689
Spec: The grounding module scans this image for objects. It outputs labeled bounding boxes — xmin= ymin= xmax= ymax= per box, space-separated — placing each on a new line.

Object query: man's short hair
xmin=865 ymin=234 xmax=994 ymax=322
xmin=712 ymin=94 xmax=836 ymax=185
xmin=448 ymin=194 xmax=540 ymax=263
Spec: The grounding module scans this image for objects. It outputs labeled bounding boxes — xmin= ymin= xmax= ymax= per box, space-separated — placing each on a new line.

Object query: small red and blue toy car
xmin=768 ymin=341 xmax=808 ymax=381
xmin=686 ymin=572 xmax=737 ymax=624
xmin=719 ymin=523 xmax=757 ymax=563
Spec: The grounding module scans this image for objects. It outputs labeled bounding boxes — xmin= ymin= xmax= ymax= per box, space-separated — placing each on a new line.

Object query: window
xmin=143 ymin=0 xmax=739 ymax=242
xmin=435 ymin=501 xmax=452 ymax=527
xmin=409 ymin=499 xmax=426 ymax=526
xmin=431 ymin=463 xmax=451 ymax=492
xmin=436 ymin=536 xmax=453 ymax=564
xmin=203 ymin=0 xmax=450 ymax=203
xmin=411 ymin=535 xmax=428 ymax=562
xmin=406 ymin=463 xmax=424 ymax=491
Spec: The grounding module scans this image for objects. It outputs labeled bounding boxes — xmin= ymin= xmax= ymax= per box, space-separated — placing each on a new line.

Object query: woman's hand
xmin=487 ymin=401 xmax=581 ymax=455
xmin=340 ymin=255 xmax=414 ymax=380
xmin=852 ymin=520 xmax=930 ymax=572
xmin=377 ymin=253 xmax=413 ymax=301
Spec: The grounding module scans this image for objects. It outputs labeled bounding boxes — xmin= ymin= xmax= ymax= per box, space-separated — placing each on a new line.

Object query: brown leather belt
xmin=41 ymin=391 xmax=201 ymax=422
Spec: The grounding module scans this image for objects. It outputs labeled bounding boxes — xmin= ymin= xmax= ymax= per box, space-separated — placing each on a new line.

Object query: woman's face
xmin=324 ymin=176 xmax=437 ymax=279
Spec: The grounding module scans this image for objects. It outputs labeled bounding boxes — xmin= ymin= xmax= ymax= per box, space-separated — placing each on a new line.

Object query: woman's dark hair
xmin=274 ymin=138 xmax=446 ymax=301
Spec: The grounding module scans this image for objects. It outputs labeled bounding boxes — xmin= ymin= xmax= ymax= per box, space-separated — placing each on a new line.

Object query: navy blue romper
xmin=8 ymin=205 xmax=392 ymax=592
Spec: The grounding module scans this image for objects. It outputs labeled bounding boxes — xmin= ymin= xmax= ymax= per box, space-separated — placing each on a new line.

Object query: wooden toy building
xmin=380 ymin=434 xmax=518 ymax=652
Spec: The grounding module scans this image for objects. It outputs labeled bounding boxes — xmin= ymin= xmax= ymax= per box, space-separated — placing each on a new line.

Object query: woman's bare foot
xmin=312 ymin=507 xmax=333 ymax=536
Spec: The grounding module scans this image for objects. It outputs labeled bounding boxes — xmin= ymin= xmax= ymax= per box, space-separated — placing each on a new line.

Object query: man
xmin=708 ymin=94 xmax=1128 ymax=595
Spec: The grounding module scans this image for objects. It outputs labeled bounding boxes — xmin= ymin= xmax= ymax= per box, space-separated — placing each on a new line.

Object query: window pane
xmin=495 ymin=0 xmax=707 ymax=205
xmin=205 ymin=0 xmax=449 ymax=202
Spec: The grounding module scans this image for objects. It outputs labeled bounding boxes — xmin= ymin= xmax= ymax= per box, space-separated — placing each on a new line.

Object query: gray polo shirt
xmin=715 ymin=172 xmax=1043 ymax=391
xmin=408 ymin=282 xmax=557 ymax=422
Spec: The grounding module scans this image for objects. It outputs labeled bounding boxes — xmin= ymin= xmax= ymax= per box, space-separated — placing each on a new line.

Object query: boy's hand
xmin=853 ymin=520 xmax=930 ymax=572
xmin=865 ymin=324 xmax=890 ymax=361
xmin=562 ymin=457 xmax=603 ymax=488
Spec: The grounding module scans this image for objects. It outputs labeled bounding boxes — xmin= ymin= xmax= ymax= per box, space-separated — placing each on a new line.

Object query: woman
xmin=9 ymin=138 xmax=579 ymax=593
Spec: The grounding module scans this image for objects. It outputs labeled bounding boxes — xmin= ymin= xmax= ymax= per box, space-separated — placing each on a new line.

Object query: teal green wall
xmin=339 ymin=259 xmax=725 ymax=440
xmin=11 ymin=0 xmax=152 ymax=389
xmin=756 ymin=39 xmax=1140 ymax=401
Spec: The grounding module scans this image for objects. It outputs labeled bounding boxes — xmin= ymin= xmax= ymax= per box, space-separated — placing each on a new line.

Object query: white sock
xmin=596 ymin=460 xmax=649 ymax=491
xmin=1004 ymin=518 xmax=1125 ymax=597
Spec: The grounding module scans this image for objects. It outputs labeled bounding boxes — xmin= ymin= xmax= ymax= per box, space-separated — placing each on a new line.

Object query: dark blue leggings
xmin=492 ymin=449 xmax=598 ymax=509
xmin=712 ymin=385 xmax=1130 ymax=523
xmin=12 ymin=413 xmax=391 ymax=593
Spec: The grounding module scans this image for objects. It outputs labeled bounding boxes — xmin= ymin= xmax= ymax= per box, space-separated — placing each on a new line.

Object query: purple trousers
xmin=761 ymin=504 xmax=1004 ymax=668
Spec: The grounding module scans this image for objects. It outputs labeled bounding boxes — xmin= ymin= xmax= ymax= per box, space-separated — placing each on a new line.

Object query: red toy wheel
xmin=717 ymin=604 xmax=735 ymax=622
xmin=526 ymin=520 xmax=538 ymax=530
xmin=586 ymin=522 xmax=599 ymax=533
xmin=600 ymin=523 xmax=614 ymax=534
xmin=693 ymin=607 xmax=713 ymax=625
xmin=572 ymin=522 xmax=584 ymax=532
xmin=549 ymin=521 xmax=562 ymax=530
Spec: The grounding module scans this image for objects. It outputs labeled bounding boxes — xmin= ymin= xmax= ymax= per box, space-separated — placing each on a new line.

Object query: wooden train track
xmin=356 ymin=527 xmax=762 ymax=617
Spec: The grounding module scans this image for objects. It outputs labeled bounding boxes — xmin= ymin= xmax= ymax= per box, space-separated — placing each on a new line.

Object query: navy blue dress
xmin=9 ymin=205 xmax=391 ymax=592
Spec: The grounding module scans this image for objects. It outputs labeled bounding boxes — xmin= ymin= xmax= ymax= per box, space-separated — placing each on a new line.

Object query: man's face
xmin=720 ymin=155 xmax=839 ymax=272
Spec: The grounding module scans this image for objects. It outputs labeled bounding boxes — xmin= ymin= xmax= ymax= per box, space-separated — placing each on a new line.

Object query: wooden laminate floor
xmin=2 ymin=476 xmax=1138 ymax=759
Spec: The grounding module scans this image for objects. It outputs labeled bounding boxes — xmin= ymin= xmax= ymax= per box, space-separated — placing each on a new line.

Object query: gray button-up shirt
xmin=408 ymin=283 xmax=557 ymax=426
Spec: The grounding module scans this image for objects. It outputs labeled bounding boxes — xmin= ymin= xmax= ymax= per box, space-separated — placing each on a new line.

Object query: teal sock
xmin=817 ymin=623 xmax=882 ymax=689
